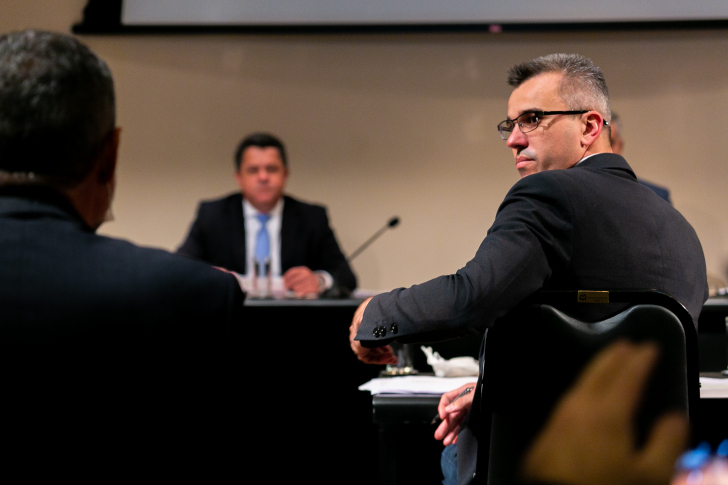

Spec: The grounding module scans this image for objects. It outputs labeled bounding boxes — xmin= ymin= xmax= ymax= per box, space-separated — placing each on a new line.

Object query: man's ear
xmin=580 ymin=112 xmax=604 ymax=148
xmin=98 ymin=127 xmax=121 ymax=184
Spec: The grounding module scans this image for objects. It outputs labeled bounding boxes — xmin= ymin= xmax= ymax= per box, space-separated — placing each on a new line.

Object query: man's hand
xmin=283 ymin=266 xmax=321 ymax=297
xmin=521 ymin=340 xmax=689 ymax=485
xmin=434 ymin=382 xmax=477 ymax=446
xmin=348 ymin=297 xmax=397 ymax=365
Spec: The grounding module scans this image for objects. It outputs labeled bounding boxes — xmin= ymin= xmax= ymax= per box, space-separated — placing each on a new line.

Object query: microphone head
xmin=388 ymin=217 xmax=400 ymax=228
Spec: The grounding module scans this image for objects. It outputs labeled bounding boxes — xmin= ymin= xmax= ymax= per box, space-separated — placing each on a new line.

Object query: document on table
xmin=361 ymin=376 xmax=728 ymax=398
xmin=700 ymin=377 xmax=728 ymax=399
xmin=359 ymin=376 xmax=477 ymax=395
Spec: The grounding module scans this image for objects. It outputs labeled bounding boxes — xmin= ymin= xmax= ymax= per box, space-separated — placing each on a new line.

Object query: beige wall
xmin=3 ymin=1 xmax=728 ymax=292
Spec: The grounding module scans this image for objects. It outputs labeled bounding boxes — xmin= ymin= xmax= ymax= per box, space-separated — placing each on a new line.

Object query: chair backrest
xmin=479 ymin=289 xmax=699 ymax=485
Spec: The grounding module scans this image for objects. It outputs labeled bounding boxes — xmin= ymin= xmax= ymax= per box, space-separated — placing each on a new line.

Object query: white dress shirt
xmin=241 ymin=197 xmax=333 ymax=294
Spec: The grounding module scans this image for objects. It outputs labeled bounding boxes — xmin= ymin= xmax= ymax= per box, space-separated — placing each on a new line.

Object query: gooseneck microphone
xmin=347 ymin=216 xmax=400 ymax=262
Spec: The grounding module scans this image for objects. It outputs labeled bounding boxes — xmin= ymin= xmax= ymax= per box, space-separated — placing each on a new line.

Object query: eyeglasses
xmin=497 ymin=110 xmax=589 ymax=140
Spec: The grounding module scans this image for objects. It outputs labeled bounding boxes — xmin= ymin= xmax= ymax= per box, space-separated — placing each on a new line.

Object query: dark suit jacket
xmin=355 ymin=154 xmax=708 ymax=484
xmin=177 ymin=192 xmax=357 ymax=294
xmin=0 ymin=187 xmax=245 ymax=480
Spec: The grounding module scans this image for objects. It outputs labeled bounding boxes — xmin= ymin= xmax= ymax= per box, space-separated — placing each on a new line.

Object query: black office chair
xmin=477 ymin=290 xmax=699 ymax=485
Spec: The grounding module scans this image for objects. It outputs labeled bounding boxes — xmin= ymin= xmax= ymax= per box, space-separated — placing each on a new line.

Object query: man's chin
xmin=248 ymin=193 xmax=282 ymax=210
xmin=518 ymin=168 xmax=536 ymax=178
xmin=516 ymin=158 xmax=537 ymax=178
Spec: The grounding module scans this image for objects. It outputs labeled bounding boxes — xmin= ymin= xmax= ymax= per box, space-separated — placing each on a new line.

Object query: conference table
xmin=243 ymin=296 xmax=383 ymax=485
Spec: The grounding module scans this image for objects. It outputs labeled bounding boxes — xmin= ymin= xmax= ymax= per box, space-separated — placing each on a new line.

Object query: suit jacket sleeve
xmin=281 ymin=197 xmax=357 ymax=294
xmin=356 ymin=175 xmax=574 ymax=346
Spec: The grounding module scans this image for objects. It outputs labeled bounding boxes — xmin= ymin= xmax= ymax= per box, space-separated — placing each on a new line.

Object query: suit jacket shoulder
xmin=0 ymin=194 xmax=244 ymax=329
xmin=176 ymin=192 xmax=247 ymax=273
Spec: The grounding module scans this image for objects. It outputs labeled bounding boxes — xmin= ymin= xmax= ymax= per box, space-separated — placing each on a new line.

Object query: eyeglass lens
xmin=499 ymin=113 xmax=540 ymax=139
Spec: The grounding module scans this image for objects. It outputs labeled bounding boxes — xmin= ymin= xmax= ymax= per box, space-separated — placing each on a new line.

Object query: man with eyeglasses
xmin=349 ymin=53 xmax=708 ymax=485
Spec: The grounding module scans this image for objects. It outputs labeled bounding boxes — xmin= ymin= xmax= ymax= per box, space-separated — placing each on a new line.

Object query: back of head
xmin=234 ymin=132 xmax=288 ymax=170
xmin=0 ymin=30 xmax=115 ymax=188
xmin=507 ymin=53 xmax=612 ymax=127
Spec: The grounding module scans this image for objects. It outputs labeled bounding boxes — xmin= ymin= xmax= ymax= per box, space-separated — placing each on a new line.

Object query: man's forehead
xmin=242 ymin=146 xmax=283 ymax=164
xmin=507 ymin=72 xmax=565 ymax=116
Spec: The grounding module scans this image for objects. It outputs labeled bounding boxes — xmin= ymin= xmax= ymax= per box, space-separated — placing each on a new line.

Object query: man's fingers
xmin=350 ymin=338 xmax=363 ymax=355
xmin=355 ymin=345 xmax=398 ymax=365
xmin=434 ymin=418 xmax=452 ymax=440
xmin=434 ymin=418 xmax=462 ymax=446
xmin=574 ymin=340 xmax=634 ymax=396
xmin=282 ymin=268 xmax=301 ymax=285
xmin=284 ymin=268 xmax=318 ymax=293
xmin=572 ymin=341 xmax=659 ymax=415
xmin=283 ymin=267 xmax=318 ymax=293
xmin=371 ymin=346 xmax=398 ymax=364
xmin=349 ymin=299 xmax=370 ymax=342
xmin=445 ymin=394 xmax=473 ymax=413
xmin=636 ymin=412 xmax=689 ymax=484
xmin=443 ymin=426 xmax=462 ymax=447
xmin=351 ymin=298 xmax=372 ymax=329
xmin=607 ymin=342 xmax=660 ymax=414
xmin=438 ymin=386 xmax=465 ymax=415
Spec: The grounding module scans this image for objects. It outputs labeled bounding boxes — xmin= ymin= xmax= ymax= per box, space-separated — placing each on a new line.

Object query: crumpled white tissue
xmin=421 ymin=346 xmax=479 ymax=377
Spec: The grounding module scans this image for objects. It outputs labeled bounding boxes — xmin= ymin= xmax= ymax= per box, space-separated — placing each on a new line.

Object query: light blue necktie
xmin=255 ymin=213 xmax=271 ymax=275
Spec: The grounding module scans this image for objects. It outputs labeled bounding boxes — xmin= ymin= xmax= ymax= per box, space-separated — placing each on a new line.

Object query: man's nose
xmin=506 ymin=124 xmax=527 ymax=149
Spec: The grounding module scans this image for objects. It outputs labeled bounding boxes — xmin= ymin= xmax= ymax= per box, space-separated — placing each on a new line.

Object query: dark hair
xmin=0 ymin=30 xmax=115 ymax=187
xmin=234 ymin=133 xmax=287 ymax=171
xmin=507 ymin=53 xmax=611 ymax=124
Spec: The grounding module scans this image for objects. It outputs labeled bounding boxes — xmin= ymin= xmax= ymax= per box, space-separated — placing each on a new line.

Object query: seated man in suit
xmin=177 ymin=132 xmax=357 ymax=297
xmin=610 ymin=112 xmax=672 ymax=203
xmin=349 ymin=53 xmax=707 ymax=485
xmin=0 ymin=29 xmax=244 ymax=479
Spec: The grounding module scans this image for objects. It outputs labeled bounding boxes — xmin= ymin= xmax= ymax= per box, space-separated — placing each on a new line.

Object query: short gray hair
xmin=507 ymin=53 xmax=611 ymax=124
xmin=0 ymin=30 xmax=115 ymax=187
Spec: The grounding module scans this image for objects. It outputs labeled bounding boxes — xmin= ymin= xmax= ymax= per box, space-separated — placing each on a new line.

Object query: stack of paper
xmin=359 ymin=375 xmax=477 ymax=395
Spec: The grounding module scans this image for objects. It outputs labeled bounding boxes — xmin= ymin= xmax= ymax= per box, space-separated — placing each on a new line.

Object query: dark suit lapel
xmin=280 ymin=196 xmax=299 ymax=273
xmin=230 ymin=194 xmax=248 ymax=274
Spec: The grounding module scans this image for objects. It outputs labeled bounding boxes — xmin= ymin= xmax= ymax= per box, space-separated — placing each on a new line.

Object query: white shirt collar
xmin=243 ymin=196 xmax=284 ymax=219
xmin=574 ymin=153 xmax=601 ymax=167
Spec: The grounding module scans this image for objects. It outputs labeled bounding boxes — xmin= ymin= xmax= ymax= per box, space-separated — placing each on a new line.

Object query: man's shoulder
xmin=192 ymin=192 xmax=243 ymax=222
xmin=95 ymin=233 xmax=236 ymax=285
xmin=283 ymin=194 xmax=326 ymax=210
xmin=198 ymin=192 xmax=242 ymax=209
xmin=511 ymin=154 xmax=636 ymax=191
xmin=498 ymin=154 xmax=641 ymax=220
xmin=283 ymin=194 xmax=328 ymax=218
